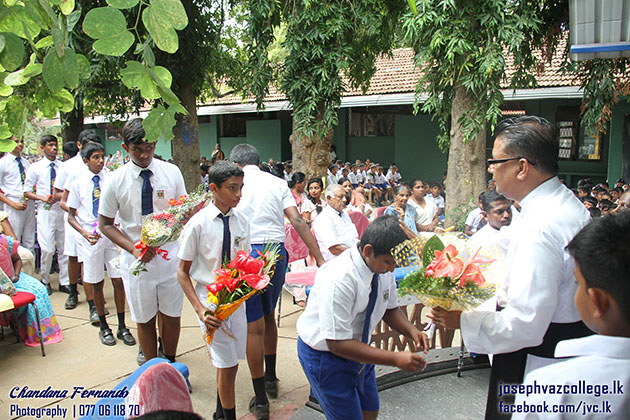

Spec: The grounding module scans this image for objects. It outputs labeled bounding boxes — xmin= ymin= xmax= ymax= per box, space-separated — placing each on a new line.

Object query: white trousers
xmin=37 ymin=207 xmax=69 ymax=285
xmin=5 ymin=196 xmax=36 ymax=251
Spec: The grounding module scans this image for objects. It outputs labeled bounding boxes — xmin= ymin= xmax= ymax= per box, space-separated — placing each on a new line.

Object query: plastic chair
xmin=376 ymin=206 xmax=387 ymax=217
xmin=0 ymin=291 xmax=45 ymax=356
xmin=125 ymin=363 xmax=194 ymax=416
xmin=284 ymin=224 xmax=309 ymax=263
xmin=348 ymin=211 xmax=370 ymax=238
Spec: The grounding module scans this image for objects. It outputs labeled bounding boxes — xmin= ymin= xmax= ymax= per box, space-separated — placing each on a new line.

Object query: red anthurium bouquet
xmin=205 ymin=246 xmax=280 ymax=344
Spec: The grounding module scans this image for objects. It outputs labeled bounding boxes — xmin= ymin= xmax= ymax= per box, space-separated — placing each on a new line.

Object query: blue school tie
xmin=359 ymin=274 xmax=379 ymax=393
xmin=140 ymin=169 xmax=153 ymax=216
xmin=217 ymin=213 xmax=231 ymax=264
xmin=16 ymin=156 xmax=25 ymax=184
xmin=92 ymin=175 xmax=100 ymax=218
xmin=49 ymin=162 xmax=56 ymax=194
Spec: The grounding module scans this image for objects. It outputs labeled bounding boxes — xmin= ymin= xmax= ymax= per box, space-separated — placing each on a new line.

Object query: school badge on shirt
xmin=383 ymin=290 xmax=389 ymax=302
xmin=157 ymin=190 xmax=165 ymax=199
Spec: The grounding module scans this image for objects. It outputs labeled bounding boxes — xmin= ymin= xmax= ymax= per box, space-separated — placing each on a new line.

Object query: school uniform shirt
xmin=236 ymin=165 xmax=296 ymax=244
xmin=386 ymin=171 xmax=401 ymax=184
xmin=99 ymin=158 xmax=186 ymax=243
xmin=178 ymin=202 xmax=250 ymax=298
xmin=54 ymin=153 xmax=85 ymax=192
xmin=374 ymin=173 xmax=387 ymax=186
xmin=23 ymin=157 xmax=62 ymax=211
xmin=429 ymin=193 xmax=445 ymax=210
xmin=513 ymin=335 xmax=630 ymax=420
xmin=312 ymin=205 xmax=359 ymax=262
xmin=465 ymin=207 xmax=483 ymax=233
xmin=408 ymin=198 xmax=437 ymax=226
xmin=0 ymin=153 xmax=30 ymax=200
xmin=348 ymin=172 xmax=360 ymax=185
xmin=326 ymin=172 xmax=339 ymax=187
xmin=296 ymin=245 xmax=398 ymax=351
xmin=66 ymin=167 xmax=108 ymax=233
xmin=460 ymin=177 xmax=590 ymax=372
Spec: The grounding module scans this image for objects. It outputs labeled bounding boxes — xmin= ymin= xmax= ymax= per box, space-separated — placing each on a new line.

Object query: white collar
xmin=349 ymin=245 xmax=375 ymax=286
xmin=555 ymin=334 xmax=630 ymax=359
xmin=519 ymin=176 xmax=562 ymax=210
xmin=129 ymin=158 xmax=157 ymax=178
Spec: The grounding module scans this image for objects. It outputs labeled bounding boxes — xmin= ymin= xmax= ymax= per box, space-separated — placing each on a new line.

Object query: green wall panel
xmin=394 ymin=114 xmax=446 ymax=183
xmin=246 ymin=120 xmax=282 ymax=163
xmin=199 ymin=117 xmax=218 ymax=160
xmin=608 ymin=100 xmax=630 ymax=183
xmin=332 ymin=109 xmax=347 ymax=162
xmin=346 ymin=136 xmax=395 ymax=168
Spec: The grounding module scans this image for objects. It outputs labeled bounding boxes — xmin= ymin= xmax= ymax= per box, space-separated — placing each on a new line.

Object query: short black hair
xmin=208 ymin=160 xmax=243 ymax=187
xmin=588 ymin=207 xmax=601 ymax=218
xmin=63 ymin=141 xmax=78 ymax=158
xmin=288 ymin=171 xmax=306 ymax=189
xmin=78 ymin=130 xmax=103 ymax=147
xmin=359 ymin=215 xmax=408 ymax=257
xmin=599 ymin=199 xmax=614 ymax=210
xmin=81 ymin=142 xmax=105 ymax=160
xmin=582 ymin=196 xmax=598 ymax=207
xmin=480 ymin=190 xmax=510 ymax=212
xmin=567 ymin=211 xmax=630 ymax=323
xmin=230 ymin=144 xmax=260 ymax=166
xmin=122 ymin=118 xmax=146 ymax=145
xmin=495 ymin=116 xmax=558 ymax=175
xmin=410 ymin=178 xmax=425 ymax=188
xmin=328 ymin=164 xmax=337 ymax=171
xmin=40 ymin=134 xmax=58 ymax=147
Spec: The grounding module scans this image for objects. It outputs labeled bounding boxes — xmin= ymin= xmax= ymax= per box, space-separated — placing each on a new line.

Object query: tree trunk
xmin=172 ymin=82 xmax=200 ymax=191
xmin=444 ymin=86 xmax=487 ymax=228
xmin=289 ymin=108 xmax=333 ymax=180
xmin=60 ymin=102 xmax=84 ymax=147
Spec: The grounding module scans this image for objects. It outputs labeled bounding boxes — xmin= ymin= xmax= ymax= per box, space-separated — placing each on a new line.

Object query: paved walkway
xmin=1 ymin=273 xmax=476 ymax=420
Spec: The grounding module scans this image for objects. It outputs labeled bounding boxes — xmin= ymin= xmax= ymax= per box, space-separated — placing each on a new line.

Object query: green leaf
xmin=66 ymin=10 xmax=81 ymax=32
xmin=422 ymin=235 xmax=445 ymax=268
xmin=5 ymin=95 xmax=26 ymax=137
xmin=59 ymin=0 xmax=75 ymax=15
xmin=51 ymin=19 xmax=64 ymax=57
xmin=24 ymin=1 xmax=49 ymax=30
xmin=142 ymin=7 xmax=178 ymax=53
xmin=151 ymin=0 xmax=188 ymax=30
xmin=61 ymin=47 xmax=79 ymax=88
xmin=35 ymin=35 xmax=53 ymax=49
xmin=4 ymin=69 xmax=29 ymax=85
xmin=0 ymin=32 xmax=24 ymax=71
xmin=0 ymin=137 xmax=17 ymax=151
xmin=0 ymin=5 xmax=42 ymax=40
xmin=407 ymin=0 xmax=418 ymax=15
xmin=107 ymin=0 xmax=140 ymax=9
xmin=75 ymin=53 xmax=91 ymax=79
xmin=143 ymin=105 xmax=176 ymax=142
xmin=42 ymin=48 xmax=64 ymax=91
xmin=49 ymin=88 xmax=74 ymax=112
xmin=0 ymin=34 xmax=4 ymax=53
xmin=93 ymin=31 xmax=134 ymax=56
xmin=83 ymin=7 xmax=127 ymax=40
xmin=121 ymin=61 xmax=172 ymax=99
xmin=0 ymin=83 xmax=13 ymax=96
xmin=23 ymin=61 xmax=42 ymax=78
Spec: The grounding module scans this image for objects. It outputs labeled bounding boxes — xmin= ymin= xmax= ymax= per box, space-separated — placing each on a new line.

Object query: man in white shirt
xmin=0 ymin=136 xmax=35 ymax=252
xmin=100 ymin=118 xmax=187 ymax=365
xmin=230 ymin=144 xmax=324 ymax=417
xmin=430 ymin=116 xmax=592 ymax=419
xmin=24 ymin=135 xmax=68 ymax=294
xmin=312 ymin=184 xmax=360 ymax=262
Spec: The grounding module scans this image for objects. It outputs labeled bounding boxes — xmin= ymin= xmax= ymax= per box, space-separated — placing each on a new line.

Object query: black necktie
xmin=362 ymin=274 xmax=379 ymax=344
xmin=217 ymin=213 xmax=231 ymax=263
xmin=92 ymin=175 xmax=100 ymax=218
xmin=49 ymin=162 xmax=56 ymax=195
xmin=140 ymin=169 xmax=153 ymax=216
xmin=16 ymin=156 xmax=25 ymax=184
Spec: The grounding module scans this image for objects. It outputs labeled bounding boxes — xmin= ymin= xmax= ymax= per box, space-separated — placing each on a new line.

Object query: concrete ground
xmin=0 ymin=272 xmax=474 ymax=420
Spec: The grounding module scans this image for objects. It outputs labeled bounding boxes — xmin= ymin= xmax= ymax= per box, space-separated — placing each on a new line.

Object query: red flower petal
xmin=242 ymin=273 xmax=270 ymax=290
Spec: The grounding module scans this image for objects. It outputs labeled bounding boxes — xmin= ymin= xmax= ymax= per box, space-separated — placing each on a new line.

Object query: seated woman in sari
xmin=0 ymin=234 xmax=63 ymax=347
xmin=384 ymin=185 xmax=420 ymax=234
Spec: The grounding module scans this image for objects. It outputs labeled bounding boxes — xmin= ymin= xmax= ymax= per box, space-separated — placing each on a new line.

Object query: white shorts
xmin=63 ymin=215 xmax=79 ymax=257
xmin=120 ymin=241 xmax=183 ymax=324
xmin=77 ymin=235 xmax=121 ymax=284
xmin=195 ymin=284 xmax=246 ymax=369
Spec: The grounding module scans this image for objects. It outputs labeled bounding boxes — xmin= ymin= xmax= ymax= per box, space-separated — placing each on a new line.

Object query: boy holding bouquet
xmin=67 ymin=142 xmax=136 ymax=347
xmin=177 ymin=160 xmax=249 ymax=420
xmin=99 ymin=118 xmax=186 ymax=364
xmin=297 ymin=215 xmax=429 ymax=420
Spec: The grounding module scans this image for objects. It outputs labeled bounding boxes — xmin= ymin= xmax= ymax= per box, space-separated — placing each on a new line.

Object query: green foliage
xmin=143 ymin=104 xmax=176 ymax=142
xmin=83 ymin=7 xmax=134 ymax=55
xmin=246 ymin=0 xmax=406 ymax=140
xmin=422 ymin=234 xmax=444 ymax=268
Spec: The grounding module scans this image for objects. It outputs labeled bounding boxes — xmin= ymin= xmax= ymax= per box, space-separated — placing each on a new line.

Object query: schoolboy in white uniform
xmin=297 ymin=215 xmax=429 ymax=420
xmin=178 ymin=161 xmax=249 ymax=420
xmin=24 ymin=135 xmax=68 ymax=294
xmin=513 ymin=212 xmax=630 ymax=420
xmin=0 ymin=136 xmax=35 ymax=252
xmin=56 ymin=130 xmax=103 ymax=311
xmin=67 ymin=142 xmax=136 ymax=347
xmin=100 ymin=118 xmax=186 ymax=364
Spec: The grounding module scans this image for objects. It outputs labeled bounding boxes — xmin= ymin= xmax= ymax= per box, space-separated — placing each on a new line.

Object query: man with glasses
xmin=429 ymin=116 xmax=593 ymax=419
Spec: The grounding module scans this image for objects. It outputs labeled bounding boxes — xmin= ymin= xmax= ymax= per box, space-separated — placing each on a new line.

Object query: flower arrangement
xmin=396 ymin=235 xmax=497 ymax=312
xmin=205 ymin=245 xmax=280 ymax=344
xmin=130 ymin=186 xmax=212 ymax=275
